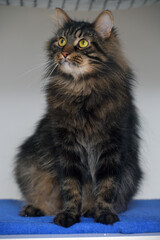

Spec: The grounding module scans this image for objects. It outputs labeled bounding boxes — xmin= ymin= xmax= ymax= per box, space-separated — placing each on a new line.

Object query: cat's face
xmin=47 ymin=9 xmax=113 ymax=78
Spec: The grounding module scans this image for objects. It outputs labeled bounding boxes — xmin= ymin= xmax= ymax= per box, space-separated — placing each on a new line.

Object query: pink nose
xmin=62 ymin=51 xmax=69 ymax=58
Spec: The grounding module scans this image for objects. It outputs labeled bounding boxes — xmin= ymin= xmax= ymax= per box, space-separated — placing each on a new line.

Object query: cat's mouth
xmin=58 ymin=56 xmax=90 ymax=77
xmin=60 ymin=58 xmax=77 ymax=67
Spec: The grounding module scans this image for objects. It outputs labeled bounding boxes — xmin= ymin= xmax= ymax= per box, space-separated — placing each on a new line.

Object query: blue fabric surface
xmin=0 ymin=199 xmax=160 ymax=235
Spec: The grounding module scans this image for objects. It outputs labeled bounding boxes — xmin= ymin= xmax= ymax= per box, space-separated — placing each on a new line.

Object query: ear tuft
xmin=56 ymin=8 xmax=71 ymax=29
xmin=93 ymin=10 xmax=113 ymax=38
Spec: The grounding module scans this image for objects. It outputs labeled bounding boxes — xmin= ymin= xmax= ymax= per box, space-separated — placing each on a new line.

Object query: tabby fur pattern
xmin=15 ymin=8 xmax=142 ymax=227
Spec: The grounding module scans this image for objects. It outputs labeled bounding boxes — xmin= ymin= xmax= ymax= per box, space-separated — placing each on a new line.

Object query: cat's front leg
xmin=53 ymin=148 xmax=83 ymax=227
xmin=94 ymin=146 xmax=121 ymax=225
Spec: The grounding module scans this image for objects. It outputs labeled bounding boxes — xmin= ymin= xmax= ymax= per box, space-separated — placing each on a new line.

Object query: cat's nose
xmin=62 ymin=51 xmax=70 ymax=58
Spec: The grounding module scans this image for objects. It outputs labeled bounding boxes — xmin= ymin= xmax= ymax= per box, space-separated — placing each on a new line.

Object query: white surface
xmin=0 ymin=233 xmax=160 ymax=239
xmin=1 ymin=233 xmax=160 ymax=239
xmin=0 ymin=5 xmax=160 ymax=200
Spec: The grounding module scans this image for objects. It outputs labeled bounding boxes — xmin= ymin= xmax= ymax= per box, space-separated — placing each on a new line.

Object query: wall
xmin=0 ymin=4 xmax=160 ymax=199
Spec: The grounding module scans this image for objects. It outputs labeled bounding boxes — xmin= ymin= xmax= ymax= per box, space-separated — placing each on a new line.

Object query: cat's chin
xmin=60 ymin=61 xmax=92 ymax=78
xmin=60 ymin=61 xmax=80 ymax=77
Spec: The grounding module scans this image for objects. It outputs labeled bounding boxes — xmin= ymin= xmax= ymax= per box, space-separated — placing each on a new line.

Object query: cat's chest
xmin=77 ymin=135 xmax=100 ymax=183
xmin=74 ymin=103 xmax=105 ymax=137
xmin=75 ymin=102 xmax=104 ymax=179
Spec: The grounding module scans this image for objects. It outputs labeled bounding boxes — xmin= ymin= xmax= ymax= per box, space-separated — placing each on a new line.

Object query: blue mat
xmin=0 ymin=199 xmax=160 ymax=235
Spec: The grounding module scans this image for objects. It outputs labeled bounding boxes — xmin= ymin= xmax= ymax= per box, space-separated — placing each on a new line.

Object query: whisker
xmin=16 ymin=59 xmax=53 ymax=80
xmin=48 ymin=63 xmax=59 ymax=79
xmin=44 ymin=61 xmax=57 ymax=76
xmin=44 ymin=63 xmax=55 ymax=73
xmin=41 ymin=62 xmax=59 ymax=90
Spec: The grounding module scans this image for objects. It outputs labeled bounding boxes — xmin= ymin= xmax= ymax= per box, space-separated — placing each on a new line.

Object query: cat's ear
xmin=93 ymin=10 xmax=113 ymax=38
xmin=56 ymin=8 xmax=71 ymax=29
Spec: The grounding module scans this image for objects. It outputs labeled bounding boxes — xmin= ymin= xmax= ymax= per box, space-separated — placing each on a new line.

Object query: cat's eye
xmin=58 ymin=38 xmax=67 ymax=47
xmin=79 ymin=39 xmax=89 ymax=48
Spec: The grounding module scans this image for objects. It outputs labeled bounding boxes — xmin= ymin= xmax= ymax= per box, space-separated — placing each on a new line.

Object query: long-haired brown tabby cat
xmin=15 ymin=8 xmax=142 ymax=227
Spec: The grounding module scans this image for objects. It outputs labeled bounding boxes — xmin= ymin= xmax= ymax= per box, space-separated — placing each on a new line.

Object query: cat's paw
xmin=53 ymin=211 xmax=80 ymax=227
xmin=95 ymin=212 xmax=120 ymax=225
xmin=20 ymin=205 xmax=44 ymax=217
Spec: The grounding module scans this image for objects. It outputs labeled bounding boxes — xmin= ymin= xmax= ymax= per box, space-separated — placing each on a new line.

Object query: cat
xmin=14 ymin=8 xmax=142 ymax=228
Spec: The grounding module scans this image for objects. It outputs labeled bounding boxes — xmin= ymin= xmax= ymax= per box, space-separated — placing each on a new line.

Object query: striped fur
xmin=14 ymin=9 xmax=142 ymax=227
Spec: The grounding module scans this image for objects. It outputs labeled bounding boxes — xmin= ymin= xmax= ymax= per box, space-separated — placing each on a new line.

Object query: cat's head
xmin=47 ymin=8 xmax=120 ymax=79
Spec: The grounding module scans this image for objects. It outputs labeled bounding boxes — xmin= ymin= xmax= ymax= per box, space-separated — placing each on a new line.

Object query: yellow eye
xmin=79 ymin=39 xmax=89 ymax=48
xmin=58 ymin=38 xmax=67 ymax=47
